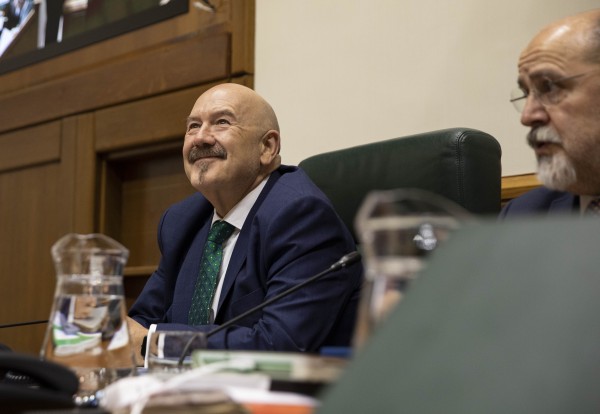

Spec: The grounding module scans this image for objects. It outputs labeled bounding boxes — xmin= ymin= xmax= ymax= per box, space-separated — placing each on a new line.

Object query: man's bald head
xmin=200 ymin=83 xmax=280 ymax=134
xmin=522 ymin=9 xmax=600 ymax=65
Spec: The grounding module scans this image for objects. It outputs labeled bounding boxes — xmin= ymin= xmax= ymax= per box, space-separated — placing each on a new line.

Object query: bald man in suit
xmin=128 ymin=84 xmax=362 ymax=358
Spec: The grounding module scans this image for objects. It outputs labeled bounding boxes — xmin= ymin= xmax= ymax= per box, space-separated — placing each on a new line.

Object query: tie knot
xmin=585 ymin=197 xmax=600 ymax=216
xmin=207 ymin=220 xmax=235 ymax=244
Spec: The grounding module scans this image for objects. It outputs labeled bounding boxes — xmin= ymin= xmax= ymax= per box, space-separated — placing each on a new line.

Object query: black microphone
xmin=176 ymin=251 xmax=361 ymax=366
xmin=0 ymin=320 xmax=48 ymax=329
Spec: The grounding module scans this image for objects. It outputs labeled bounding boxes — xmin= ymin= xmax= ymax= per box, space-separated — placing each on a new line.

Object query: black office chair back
xmin=299 ymin=128 xmax=502 ymax=241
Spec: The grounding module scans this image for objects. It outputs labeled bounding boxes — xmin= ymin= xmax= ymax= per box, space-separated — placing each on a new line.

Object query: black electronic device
xmin=0 ymin=350 xmax=79 ymax=413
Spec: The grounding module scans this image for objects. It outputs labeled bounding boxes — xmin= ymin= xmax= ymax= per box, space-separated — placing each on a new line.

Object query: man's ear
xmin=260 ymin=130 xmax=281 ymax=165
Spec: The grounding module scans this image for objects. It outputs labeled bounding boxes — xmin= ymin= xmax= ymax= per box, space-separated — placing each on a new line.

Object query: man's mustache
xmin=527 ymin=126 xmax=562 ymax=149
xmin=188 ymin=145 xmax=227 ymax=163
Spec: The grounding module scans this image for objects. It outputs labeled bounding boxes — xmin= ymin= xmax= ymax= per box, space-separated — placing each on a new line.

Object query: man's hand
xmin=127 ymin=316 xmax=148 ymax=366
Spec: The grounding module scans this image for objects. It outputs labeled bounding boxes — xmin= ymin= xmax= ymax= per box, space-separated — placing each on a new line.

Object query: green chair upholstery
xmin=298 ymin=128 xmax=502 ymax=241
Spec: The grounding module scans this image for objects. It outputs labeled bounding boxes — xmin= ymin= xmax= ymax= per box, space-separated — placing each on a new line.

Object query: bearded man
xmin=500 ymin=9 xmax=600 ymax=217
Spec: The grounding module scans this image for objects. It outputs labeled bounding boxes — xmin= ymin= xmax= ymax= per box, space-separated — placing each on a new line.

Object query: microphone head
xmin=332 ymin=251 xmax=362 ymax=270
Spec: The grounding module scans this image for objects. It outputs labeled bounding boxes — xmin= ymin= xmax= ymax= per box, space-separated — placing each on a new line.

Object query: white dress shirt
xmin=209 ymin=177 xmax=268 ymax=320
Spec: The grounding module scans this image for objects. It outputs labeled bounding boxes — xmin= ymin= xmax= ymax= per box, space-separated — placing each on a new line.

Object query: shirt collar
xmin=211 ymin=176 xmax=270 ymax=230
xmin=579 ymin=195 xmax=600 ymax=214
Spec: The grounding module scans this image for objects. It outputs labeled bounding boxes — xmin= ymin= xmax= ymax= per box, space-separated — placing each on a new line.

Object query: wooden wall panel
xmin=0 ymin=122 xmax=78 ymax=354
xmin=94 ymin=85 xmax=209 ymax=152
xmin=230 ymin=0 xmax=255 ymax=75
xmin=119 ymin=160 xmax=193 ymax=267
xmin=0 ymin=122 xmax=61 ymax=172
xmin=98 ymin=141 xmax=196 ymax=307
xmin=94 ymin=76 xmax=253 ymax=152
xmin=501 ymin=174 xmax=540 ymax=205
xmin=60 ymin=114 xmax=97 ymax=232
xmin=0 ymin=33 xmax=230 ymax=133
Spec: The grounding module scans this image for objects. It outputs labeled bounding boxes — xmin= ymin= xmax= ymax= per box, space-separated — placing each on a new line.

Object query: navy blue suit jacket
xmin=499 ymin=187 xmax=579 ymax=218
xmin=129 ymin=165 xmax=363 ymax=351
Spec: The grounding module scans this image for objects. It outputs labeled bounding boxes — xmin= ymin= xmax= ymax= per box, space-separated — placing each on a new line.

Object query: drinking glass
xmin=41 ymin=233 xmax=136 ymax=403
xmin=352 ymin=189 xmax=471 ymax=348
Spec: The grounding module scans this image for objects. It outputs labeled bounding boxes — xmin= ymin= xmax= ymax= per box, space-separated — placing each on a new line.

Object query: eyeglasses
xmin=509 ymin=70 xmax=598 ymax=113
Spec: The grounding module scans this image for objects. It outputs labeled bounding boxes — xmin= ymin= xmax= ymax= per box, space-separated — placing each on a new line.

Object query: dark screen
xmin=0 ymin=0 xmax=188 ymax=75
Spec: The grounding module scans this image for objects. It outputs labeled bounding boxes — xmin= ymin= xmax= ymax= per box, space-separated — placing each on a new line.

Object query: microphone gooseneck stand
xmin=176 ymin=251 xmax=361 ymax=366
xmin=0 ymin=320 xmax=48 ymax=329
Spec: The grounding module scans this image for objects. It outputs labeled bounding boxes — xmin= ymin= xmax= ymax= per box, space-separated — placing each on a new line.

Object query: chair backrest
xmin=298 ymin=127 xmax=502 ymax=241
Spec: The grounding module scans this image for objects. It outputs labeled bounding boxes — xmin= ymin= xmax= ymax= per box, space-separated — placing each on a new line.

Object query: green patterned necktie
xmin=188 ymin=220 xmax=235 ymax=325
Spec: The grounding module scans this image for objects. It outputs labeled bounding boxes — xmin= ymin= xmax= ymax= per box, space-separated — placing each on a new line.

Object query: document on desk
xmin=192 ymin=350 xmax=347 ymax=382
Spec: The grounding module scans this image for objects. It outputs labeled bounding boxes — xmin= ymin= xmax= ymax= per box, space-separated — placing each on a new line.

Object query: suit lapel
xmin=216 ymin=169 xmax=284 ymax=316
xmin=548 ymin=192 xmax=578 ymax=214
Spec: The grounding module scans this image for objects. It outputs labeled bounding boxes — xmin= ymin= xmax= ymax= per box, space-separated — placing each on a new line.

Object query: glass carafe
xmin=352 ymin=189 xmax=471 ymax=349
xmin=41 ymin=233 xmax=136 ymax=403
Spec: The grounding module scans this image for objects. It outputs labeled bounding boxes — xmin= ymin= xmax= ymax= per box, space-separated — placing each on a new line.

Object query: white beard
xmin=528 ymin=126 xmax=577 ymax=191
xmin=537 ymin=151 xmax=577 ymax=191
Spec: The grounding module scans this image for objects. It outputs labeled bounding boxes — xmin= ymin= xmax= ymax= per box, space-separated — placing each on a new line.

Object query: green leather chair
xmin=298 ymin=128 xmax=502 ymax=241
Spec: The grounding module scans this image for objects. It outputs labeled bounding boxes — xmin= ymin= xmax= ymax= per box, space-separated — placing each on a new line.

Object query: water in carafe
xmin=41 ymin=233 xmax=136 ymax=402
